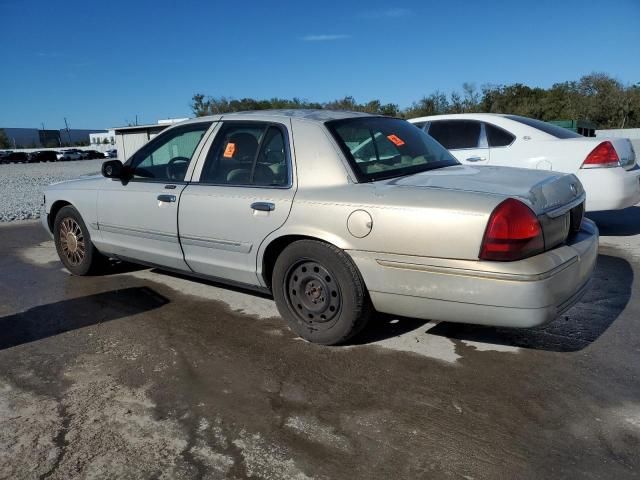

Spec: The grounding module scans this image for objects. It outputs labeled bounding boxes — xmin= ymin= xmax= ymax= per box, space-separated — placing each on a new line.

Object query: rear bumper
xmin=576 ymin=166 xmax=640 ymax=211
xmin=347 ymin=219 xmax=599 ymax=328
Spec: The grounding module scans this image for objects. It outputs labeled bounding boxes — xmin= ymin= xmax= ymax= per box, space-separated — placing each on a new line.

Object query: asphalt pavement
xmin=1 ymin=208 xmax=639 ymax=479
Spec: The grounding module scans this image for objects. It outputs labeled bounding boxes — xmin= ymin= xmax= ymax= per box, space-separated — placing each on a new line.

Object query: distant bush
xmin=192 ymin=73 xmax=640 ymax=129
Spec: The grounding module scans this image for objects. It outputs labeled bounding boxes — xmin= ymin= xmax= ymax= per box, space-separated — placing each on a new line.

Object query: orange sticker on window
xmin=223 ymin=142 xmax=236 ymax=158
xmin=387 ymin=134 xmax=405 ymax=146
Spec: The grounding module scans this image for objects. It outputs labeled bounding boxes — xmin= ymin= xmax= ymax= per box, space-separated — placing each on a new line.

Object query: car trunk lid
xmin=384 ymin=165 xmax=584 ymax=215
xmin=382 ymin=165 xmax=585 ymax=252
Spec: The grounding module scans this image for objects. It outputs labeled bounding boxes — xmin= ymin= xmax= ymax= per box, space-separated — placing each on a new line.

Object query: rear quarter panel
xmin=258 ymin=182 xmax=502 ymax=271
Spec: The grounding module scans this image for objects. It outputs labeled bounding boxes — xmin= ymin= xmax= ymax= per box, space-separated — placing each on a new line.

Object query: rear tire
xmin=272 ymin=240 xmax=373 ymax=345
xmin=53 ymin=206 xmax=108 ymax=275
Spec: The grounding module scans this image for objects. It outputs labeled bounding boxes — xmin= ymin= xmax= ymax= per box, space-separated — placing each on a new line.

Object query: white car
xmin=408 ymin=114 xmax=640 ymax=211
xmin=56 ymin=149 xmax=83 ymax=161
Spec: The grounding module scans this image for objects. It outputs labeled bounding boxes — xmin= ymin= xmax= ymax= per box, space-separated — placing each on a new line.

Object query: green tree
xmin=403 ymin=92 xmax=449 ymax=118
xmin=190 ymin=74 xmax=640 ymax=129
xmin=0 ymin=129 xmax=11 ymax=149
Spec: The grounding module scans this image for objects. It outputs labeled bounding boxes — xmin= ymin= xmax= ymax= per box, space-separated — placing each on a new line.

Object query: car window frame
xmin=124 ymin=121 xmax=214 ymax=184
xmin=427 ymin=119 xmax=486 ymax=151
xmin=484 ymin=121 xmax=516 ymax=148
xmin=194 ymin=120 xmax=293 ymax=190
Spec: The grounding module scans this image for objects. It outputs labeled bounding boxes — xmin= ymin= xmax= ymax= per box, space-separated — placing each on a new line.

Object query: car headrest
xmin=227 ymin=133 xmax=258 ymax=162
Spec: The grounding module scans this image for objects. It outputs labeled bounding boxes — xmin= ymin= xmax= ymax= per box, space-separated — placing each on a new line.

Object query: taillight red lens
xmin=480 ymin=199 xmax=544 ymax=261
xmin=581 ymin=141 xmax=619 ymax=168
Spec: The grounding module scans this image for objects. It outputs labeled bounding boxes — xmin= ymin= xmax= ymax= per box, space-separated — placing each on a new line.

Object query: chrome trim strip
xmin=180 ymin=234 xmax=252 ymax=253
xmin=98 ymin=223 xmax=179 ymax=243
xmin=376 ymin=256 xmax=579 ymax=282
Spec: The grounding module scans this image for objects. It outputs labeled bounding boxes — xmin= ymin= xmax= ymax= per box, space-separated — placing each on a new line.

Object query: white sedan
xmin=408 ymin=113 xmax=640 ymax=212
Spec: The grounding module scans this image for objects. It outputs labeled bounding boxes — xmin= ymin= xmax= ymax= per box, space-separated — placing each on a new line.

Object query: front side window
xmin=427 ymin=120 xmax=482 ymax=150
xmin=326 ymin=117 xmax=458 ymax=182
xmin=200 ymin=123 xmax=289 ymax=187
xmin=129 ymin=122 xmax=212 ymax=181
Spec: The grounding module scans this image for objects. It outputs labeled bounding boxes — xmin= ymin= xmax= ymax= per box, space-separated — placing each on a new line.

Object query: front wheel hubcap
xmin=286 ymin=261 xmax=341 ymax=324
xmin=59 ymin=217 xmax=85 ymax=265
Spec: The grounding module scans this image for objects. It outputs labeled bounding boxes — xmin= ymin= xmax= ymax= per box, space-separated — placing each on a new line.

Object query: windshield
xmin=504 ymin=115 xmax=582 ymax=139
xmin=326 ymin=117 xmax=458 ymax=182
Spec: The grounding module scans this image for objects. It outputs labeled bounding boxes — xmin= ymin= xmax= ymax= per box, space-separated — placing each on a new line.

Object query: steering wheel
xmin=166 ymin=157 xmax=190 ymax=181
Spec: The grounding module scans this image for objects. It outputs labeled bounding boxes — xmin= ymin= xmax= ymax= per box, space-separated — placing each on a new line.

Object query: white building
xmin=90 ymin=129 xmax=115 ymax=147
xmin=113 ymin=119 xmax=190 ymax=160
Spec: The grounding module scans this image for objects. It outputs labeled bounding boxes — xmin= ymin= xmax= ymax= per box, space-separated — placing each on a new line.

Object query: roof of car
xmin=408 ymin=113 xmax=509 ymax=122
xmin=193 ymin=109 xmax=376 ymax=124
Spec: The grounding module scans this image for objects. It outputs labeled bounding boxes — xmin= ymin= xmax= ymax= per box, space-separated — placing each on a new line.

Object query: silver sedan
xmin=42 ymin=110 xmax=598 ymax=345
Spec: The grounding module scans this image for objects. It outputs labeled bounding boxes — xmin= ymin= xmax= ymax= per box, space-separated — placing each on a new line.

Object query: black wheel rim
xmin=285 ymin=260 xmax=341 ymax=326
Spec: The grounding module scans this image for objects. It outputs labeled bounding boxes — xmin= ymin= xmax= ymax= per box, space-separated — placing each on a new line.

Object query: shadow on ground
xmin=588 ymin=206 xmax=640 ymax=236
xmin=98 ymin=260 xmax=148 ymax=276
xmin=354 ymin=254 xmax=633 ymax=352
xmin=0 ymin=287 xmax=168 ymax=350
xmin=149 ymin=268 xmax=274 ymax=299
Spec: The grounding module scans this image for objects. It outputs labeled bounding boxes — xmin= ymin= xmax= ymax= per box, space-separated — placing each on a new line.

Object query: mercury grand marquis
xmin=42 ymin=110 xmax=598 ymax=345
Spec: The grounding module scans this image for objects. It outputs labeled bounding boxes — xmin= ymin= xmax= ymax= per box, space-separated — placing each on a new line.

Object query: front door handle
xmin=251 ymin=202 xmax=275 ymax=212
xmin=157 ymin=194 xmax=176 ymax=203
xmin=466 ymin=156 xmax=486 ymax=162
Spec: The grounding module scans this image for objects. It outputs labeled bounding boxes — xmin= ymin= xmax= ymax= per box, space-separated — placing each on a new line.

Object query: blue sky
xmin=1 ymin=0 xmax=638 ymax=129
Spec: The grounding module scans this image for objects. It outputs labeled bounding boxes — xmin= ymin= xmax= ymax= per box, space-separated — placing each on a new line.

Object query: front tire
xmin=272 ymin=240 xmax=373 ymax=345
xmin=53 ymin=205 xmax=108 ymax=275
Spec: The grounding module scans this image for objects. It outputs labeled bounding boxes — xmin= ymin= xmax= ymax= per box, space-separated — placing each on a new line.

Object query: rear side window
xmin=485 ymin=123 xmax=515 ymax=147
xmin=504 ymin=115 xmax=582 ymax=139
xmin=200 ymin=123 xmax=289 ymax=187
xmin=411 ymin=121 xmax=427 ymax=131
xmin=427 ymin=120 xmax=481 ymax=149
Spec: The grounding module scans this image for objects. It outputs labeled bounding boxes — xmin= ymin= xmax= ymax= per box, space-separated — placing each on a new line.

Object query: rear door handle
xmin=251 ymin=202 xmax=275 ymax=212
xmin=466 ymin=156 xmax=486 ymax=162
xmin=157 ymin=194 xmax=176 ymax=203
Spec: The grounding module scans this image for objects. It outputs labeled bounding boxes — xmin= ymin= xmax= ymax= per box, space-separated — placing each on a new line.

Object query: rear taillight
xmin=581 ymin=141 xmax=620 ymax=168
xmin=480 ymin=199 xmax=544 ymax=261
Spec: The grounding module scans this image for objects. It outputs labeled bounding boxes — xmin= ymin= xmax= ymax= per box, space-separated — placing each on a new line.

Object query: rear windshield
xmin=504 ymin=115 xmax=582 ymax=139
xmin=326 ymin=117 xmax=458 ymax=182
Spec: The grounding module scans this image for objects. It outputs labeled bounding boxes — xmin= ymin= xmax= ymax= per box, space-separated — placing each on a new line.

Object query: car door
xmin=427 ymin=119 xmax=490 ymax=165
xmin=96 ymin=121 xmax=213 ymax=270
xmin=179 ymin=120 xmax=295 ymax=286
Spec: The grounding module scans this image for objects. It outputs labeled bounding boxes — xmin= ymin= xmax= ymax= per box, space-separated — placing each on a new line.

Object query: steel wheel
xmin=286 ymin=260 xmax=342 ymax=325
xmin=58 ymin=217 xmax=86 ymax=266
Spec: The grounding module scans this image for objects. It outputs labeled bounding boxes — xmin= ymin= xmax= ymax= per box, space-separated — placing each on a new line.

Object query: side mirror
xmin=102 ymin=160 xmax=123 ymax=179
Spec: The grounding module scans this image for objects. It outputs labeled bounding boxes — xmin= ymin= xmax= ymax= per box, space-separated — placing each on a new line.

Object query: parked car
xmin=408 ymin=113 xmax=640 ymax=212
xmin=28 ymin=150 xmax=58 ymax=163
xmin=1 ymin=151 xmax=29 ymax=163
xmin=81 ymin=149 xmax=104 ymax=159
xmin=56 ymin=149 xmax=83 ymax=161
xmin=105 ymin=149 xmax=117 ymax=158
xmin=42 ymin=110 xmax=597 ymax=345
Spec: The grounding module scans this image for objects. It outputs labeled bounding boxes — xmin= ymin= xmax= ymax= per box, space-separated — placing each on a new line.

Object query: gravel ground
xmin=0 ymin=160 xmax=104 ymax=222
